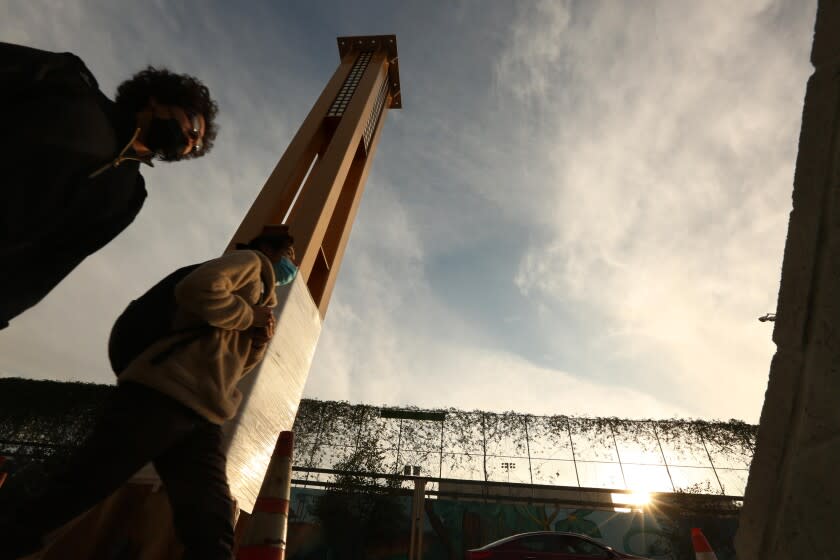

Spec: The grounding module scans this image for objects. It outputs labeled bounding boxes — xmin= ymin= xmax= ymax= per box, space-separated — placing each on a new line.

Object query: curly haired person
xmin=0 ymin=42 xmax=220 ymax=329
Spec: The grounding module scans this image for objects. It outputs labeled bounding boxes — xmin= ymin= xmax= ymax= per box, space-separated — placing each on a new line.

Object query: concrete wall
xmin=736 ymin=2 xmax=840 ymax=557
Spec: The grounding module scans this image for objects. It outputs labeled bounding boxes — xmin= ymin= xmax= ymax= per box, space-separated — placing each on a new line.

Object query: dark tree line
xmin=0 ymin=378 xmax=114 ymax=506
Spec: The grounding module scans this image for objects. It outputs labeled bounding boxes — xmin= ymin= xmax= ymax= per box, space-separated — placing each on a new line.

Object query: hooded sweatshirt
xmin=0 ymin=42 xmax=148 ymax=327
xmin=119 ymin=250 xmax=278 ymax=424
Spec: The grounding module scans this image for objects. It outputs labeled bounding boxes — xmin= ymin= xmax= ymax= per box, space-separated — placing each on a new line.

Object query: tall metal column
xmin=228 ymin=35 xmax=402 ymax=317
xmin=223 ymin=34 xmax=403 ymax=516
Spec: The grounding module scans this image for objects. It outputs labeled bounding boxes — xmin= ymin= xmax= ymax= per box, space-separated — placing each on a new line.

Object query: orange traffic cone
xmin=237 ymin=431 xmax=295 ymax=560
xmin=691 ymin=528 xmax=719 ymax=560
xmin=0 ymin=456 xmax=7 ymax=488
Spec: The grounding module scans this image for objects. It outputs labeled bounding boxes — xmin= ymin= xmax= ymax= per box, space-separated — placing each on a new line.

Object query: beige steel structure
xmin=227 ymin=34 xmax=402 ymax=317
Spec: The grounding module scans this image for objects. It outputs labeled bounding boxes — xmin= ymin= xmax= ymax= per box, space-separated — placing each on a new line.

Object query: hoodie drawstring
xmin=88 ymin=128 xmax=152 ymax=179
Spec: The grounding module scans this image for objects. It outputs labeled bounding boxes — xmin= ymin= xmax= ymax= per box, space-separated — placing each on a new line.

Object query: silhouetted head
xmin=236 ymin=225 xmax=295 ymax=264
xmin=115 ymin=66 xmax=219 ymax=161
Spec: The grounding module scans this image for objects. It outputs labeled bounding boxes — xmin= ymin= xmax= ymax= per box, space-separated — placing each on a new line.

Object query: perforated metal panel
xmin=362 ymin=76 xmax=390 ymax=153
xmin=327 ymin=51 xmax=373 ymax=118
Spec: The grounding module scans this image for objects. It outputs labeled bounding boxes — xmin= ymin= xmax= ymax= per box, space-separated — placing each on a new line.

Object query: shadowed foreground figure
xmin=0 ymin=41 xmax=220 ymax=330
xmin=0 ymin=226 xmax=297 ymax=560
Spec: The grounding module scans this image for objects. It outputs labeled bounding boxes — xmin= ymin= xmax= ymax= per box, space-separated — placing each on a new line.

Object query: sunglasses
xmin=187 ymin=115 xmax=203 ymax=152
xmin=186 ymin=112 xmax=203 ymax=153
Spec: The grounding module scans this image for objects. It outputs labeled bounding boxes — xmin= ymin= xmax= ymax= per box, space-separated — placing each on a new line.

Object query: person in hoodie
xmin=0 ymin=225 xmax=298 ymax=560
xmin=0 ymin=41 xmax=220 ymax=329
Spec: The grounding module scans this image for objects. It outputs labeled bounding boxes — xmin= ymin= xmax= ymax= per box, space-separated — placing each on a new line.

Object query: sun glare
xmin=611 ymin=491 xmax=651 ymax=510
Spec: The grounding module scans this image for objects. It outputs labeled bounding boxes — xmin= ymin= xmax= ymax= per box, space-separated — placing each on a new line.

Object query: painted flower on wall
xmin=554 ymin=510 xmax=602 ymax=538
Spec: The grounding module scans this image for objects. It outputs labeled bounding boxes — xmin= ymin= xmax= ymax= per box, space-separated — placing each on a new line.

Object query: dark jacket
xmin=0 ymin=42 xmax=148 ymax=328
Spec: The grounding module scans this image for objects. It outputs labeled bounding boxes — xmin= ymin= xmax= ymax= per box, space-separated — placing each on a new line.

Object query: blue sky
xmin=0 ymin=1 xmax=817 ymax=422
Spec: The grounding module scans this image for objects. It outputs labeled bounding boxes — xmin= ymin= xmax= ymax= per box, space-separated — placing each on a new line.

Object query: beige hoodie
xmin=119 ymin=250 xmax=278 ymax=424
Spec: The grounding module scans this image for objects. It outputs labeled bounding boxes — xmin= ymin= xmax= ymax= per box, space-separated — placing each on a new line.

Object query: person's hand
xmin=249 ymin=323 xmax=275 ymax=349
xmin=252 ymin=306 xmax=274 ymax=328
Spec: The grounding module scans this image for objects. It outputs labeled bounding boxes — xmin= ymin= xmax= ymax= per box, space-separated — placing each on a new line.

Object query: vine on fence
xmin=0 ymin=379 xmax=757 ymax=497
xmin=292 ymin=398 xmax=757 ymax=494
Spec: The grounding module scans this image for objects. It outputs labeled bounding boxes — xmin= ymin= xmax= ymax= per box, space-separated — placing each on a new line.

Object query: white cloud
xmin=310 ymin=296 xmax=688 ymax=420
xmin=501 ymin=0 xmax=814 ymax=420
xmin=306 ymin=178 xmax=687 ymax=420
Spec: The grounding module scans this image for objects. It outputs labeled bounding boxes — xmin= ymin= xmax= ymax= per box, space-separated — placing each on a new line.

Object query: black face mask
xmin=144 ymin=117 xmax=188 ymax=161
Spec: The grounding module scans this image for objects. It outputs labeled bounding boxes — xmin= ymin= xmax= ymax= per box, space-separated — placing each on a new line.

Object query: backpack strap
xmin=258 ymin=276 xmax=274 ymax=306
xmin=257 ymin=251 xmax=276 ymax=306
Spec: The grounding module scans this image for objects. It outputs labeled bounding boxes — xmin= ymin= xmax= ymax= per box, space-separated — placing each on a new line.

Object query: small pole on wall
xmin=408 ymin=477 xmax=427 ymax=559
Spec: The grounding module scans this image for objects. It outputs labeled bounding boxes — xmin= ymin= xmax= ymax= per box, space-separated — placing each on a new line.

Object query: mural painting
xmin=285 ymin=488 xmax=738 ymax=560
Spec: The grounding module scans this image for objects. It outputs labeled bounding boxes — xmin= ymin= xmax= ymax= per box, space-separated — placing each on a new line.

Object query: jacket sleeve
xmin=0 ymin=42 xmax=49 ymax=102
xmin=0 ymin=43 xmax=94 ymax=105
xmin=0 ymin=43 xmax=105 ymax=251
xmin=174 ymin=251 xmax=265 ymax=331
xmin=241 ymin=283 xmax=280 ymax=373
